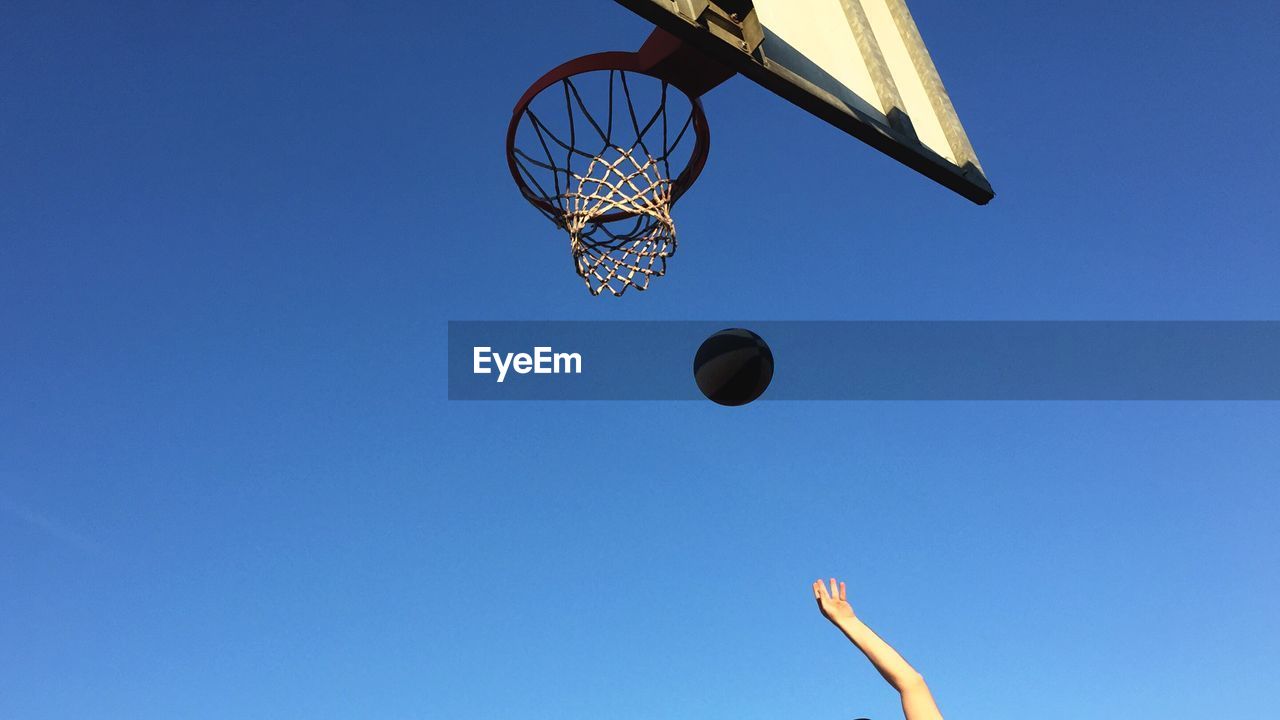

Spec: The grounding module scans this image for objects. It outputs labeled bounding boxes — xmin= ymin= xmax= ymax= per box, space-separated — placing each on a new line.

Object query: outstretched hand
xmin=813 ymin=577 xmax=858 ymax=627
xmin=811 ymin=576 xmax=942 ymax=719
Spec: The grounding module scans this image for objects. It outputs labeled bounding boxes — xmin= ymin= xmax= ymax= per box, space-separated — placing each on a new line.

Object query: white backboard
xmin=615 ymin=0 xmax=994 ymax=204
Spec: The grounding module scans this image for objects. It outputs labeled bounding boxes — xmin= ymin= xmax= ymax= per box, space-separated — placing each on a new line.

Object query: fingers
xmin=814 ymin=578 xmax=849 ymax=601
xmin=814 ymin=579 xmax=829 ymax=600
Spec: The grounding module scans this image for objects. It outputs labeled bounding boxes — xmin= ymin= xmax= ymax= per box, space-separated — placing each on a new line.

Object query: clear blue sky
xmin=2 ymin=2 xmax=1279 ymax=719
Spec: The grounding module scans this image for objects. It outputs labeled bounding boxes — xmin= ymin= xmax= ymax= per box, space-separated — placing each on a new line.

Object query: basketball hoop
xmin=507 ymin=31 xmax=731 ymax=296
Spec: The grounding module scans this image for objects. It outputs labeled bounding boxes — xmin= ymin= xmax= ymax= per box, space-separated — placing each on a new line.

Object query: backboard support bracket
xmin=668 ymin=1 xmax=765 ymax=56
xmin=636 ymin=27 xmax=738 ymax=98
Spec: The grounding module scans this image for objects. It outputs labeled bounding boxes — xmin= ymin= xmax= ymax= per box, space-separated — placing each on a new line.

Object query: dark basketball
xmin=693 ymin=328 xmax=774 ymax=406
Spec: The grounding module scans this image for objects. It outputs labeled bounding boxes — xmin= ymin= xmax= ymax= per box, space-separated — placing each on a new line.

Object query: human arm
xmin=812 ymin=578 xmax=943 ymax=720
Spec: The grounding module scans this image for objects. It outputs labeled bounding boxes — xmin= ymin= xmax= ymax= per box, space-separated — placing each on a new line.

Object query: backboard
xmin=613 ymin=0 xmax=994 ymax=204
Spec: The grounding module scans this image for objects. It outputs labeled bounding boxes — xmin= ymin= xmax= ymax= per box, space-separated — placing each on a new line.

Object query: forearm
xmin=833 ymin=617 xmax=926 ymax=692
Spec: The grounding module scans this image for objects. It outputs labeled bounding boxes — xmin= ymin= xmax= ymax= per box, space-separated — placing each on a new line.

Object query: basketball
xmin=693 ymin=328 xmax=774 ymax=406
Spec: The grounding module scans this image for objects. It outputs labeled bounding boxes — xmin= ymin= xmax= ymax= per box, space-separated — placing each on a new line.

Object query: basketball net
xmin=509 ymin=65 xmax=708 ymax=297
xmin=563 ymin=147 xmax=676 ymax=296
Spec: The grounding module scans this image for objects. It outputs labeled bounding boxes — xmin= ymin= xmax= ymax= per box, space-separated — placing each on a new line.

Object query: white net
xmin=563 ymin=147 xmax=675 ymax=296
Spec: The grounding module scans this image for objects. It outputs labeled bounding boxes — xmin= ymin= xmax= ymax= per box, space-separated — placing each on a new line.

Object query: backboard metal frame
xmin=614 ymin=0 xmax=994 ymax=204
